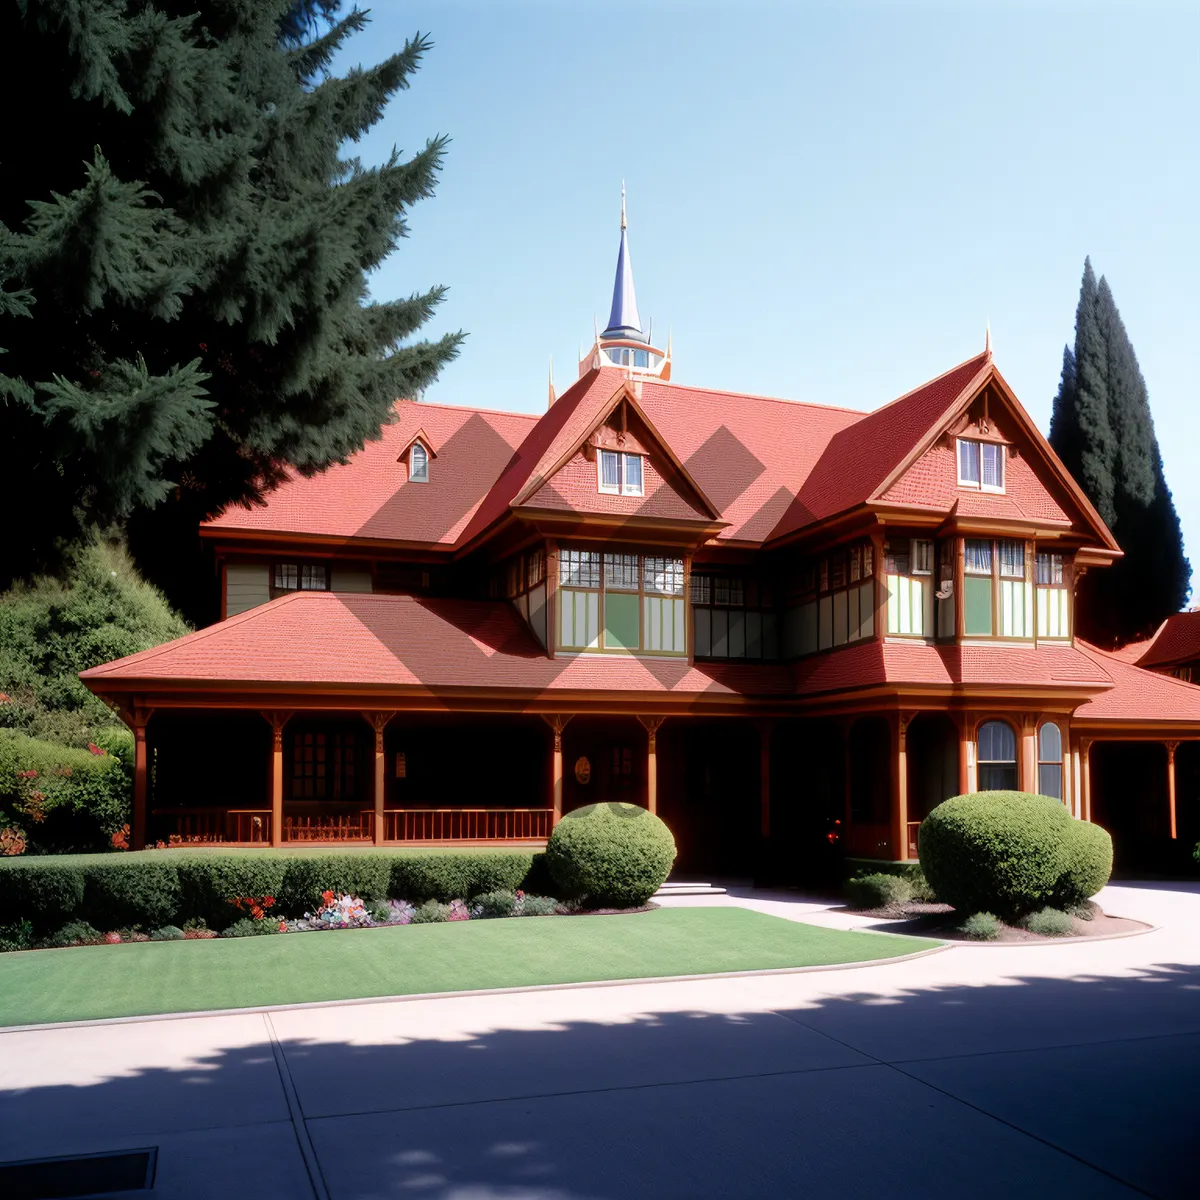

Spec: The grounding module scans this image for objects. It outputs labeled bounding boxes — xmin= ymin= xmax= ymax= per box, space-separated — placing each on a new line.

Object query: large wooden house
xmin=82 ymin=206 xmax=1200 ymax=873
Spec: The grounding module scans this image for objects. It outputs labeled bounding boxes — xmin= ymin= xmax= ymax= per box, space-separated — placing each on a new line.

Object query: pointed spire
xmin=547 ymin=357 xmax=556 ymax=409
xmin=985 ymin=320 xmax=992 ymax=357
xmin=603 ymin=184 xmax=644 ymax=341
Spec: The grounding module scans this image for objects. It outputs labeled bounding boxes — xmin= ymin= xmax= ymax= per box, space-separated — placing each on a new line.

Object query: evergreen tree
xmin=0 ymin=1 xmax=460 ymax=614
xmin=1049 ymin=259 xmax=1190 ymax=644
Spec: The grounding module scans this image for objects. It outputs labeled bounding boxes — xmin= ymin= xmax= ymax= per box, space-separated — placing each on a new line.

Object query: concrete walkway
xmin=2 ymin=882 xmax=1198 ymax=1198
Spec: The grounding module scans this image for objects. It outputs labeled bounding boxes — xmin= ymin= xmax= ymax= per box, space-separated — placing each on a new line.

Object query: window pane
xmin=978 ymin=720 xmax=1016 ymax=763
xmin=527 ymin=549 xmax=545 ymax=588
xmin=1039 ymin=721 xmax=1062 ymax=762
xmin=999 ymin=540 xmax=1024 ymax=579
xmin=300 ymin=564 xmax=327 ymax=590
xmin=849 ymin=546 xmax=861 ymax=582
xmin=885 ymin=543 xmax=910 ymax=576
xmin=1038 ymin=763 xmax=1063 ymax=800
xmin=560 ymin=549 xmax=600 ymax=588
xmin=982 ymin=443 xmax=1004 ymax=488
xmin=604 ymin=553 xmax=640 ymax=591
xmin=410 ymin=443 xmax=429 ymax=481
xmin=645 ymin=556 xmax=684 ymax=595
xmin=863 ymin=544 xmax=874 ymax=576
xmin=599 ymin=450 xmax=620 ymax=490
xmin=691 ymin=575 xmax=712 ymax=605
xmin=959 ymin=439 xmax=981 ymax=484
xmin=622 ymin=453 xmax=643 ymax=494
xmin=274 ymin=564 xmax=298 ymax=590
xmin=912 ymin=540 xmax=933 ymax=574
xmin=831 ymin=553 xmax=846 ymax=589
xmin=1036 ymin=552 xmax=1063 ymax=585
xmin=980 ymin=762 xmax=1019 ymax=790
xmin=819 ymin=559 xmax=829 ymax=592
xmin=965 ymin=539 xmax=993 ymax=574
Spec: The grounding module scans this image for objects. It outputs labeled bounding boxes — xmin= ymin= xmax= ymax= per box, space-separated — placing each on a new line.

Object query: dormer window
xmin=409 ymin=441 xmax=429 ymax=483
xmin=597 ymin=449 xmax=644 ymax=497
xmin=957 ymin=438 xmax=1004 ymax=492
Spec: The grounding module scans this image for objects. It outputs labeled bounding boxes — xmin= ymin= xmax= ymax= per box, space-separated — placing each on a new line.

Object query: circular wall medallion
xmin=574 ymin=756 xmax=592 ymax=785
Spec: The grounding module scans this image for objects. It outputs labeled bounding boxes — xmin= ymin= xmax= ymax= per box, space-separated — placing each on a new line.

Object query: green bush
xmin=280 ymin=854 xmax=391 ymax=913
xmin=519 ymin=894 xmax=560 ymax=917
xmin=0 ymin=859 xmax=86 ymax=934
xmin=223 ymin=917 xmax=280 ymax=937
xmin=0 ymin=731 xmax=133 ymax=854
xmin=0 ymin=918 xmax=34 ymax=951
xmin=844 ymin=873 xmax=912 ymax=910
xmin=919 ymin=792 xmax=1075 ymax=918
xmin=82 ymin=859 xmax=182 ymax=930
xmin=1023 ymin=907 xmax=1075 ymax=937
xmin=389 ymin=852 xmax=533 ymax=903
xmin=546 ymin=803 xmax=676 ymax=908
xmin=1053 ymin=820 xmax=1113 ymax=908
xmin=411 ymin=899 xmax=450 ymax=924
xmin=151 ymin=925 xmax=185 ymax=941
xmin=45 ymin=919 xmax=103 ymax=947
xmin=958 ymin=911 xmax=1001 ymax=941
xmin=473 ymin=890 xmax=516 ymax=919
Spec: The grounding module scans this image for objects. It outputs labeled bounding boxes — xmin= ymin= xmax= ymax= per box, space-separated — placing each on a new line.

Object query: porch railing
xmin=284 ymin=812 xmax=374 ymax=842
xmin=383 ymin=808 xmax=554 ymax=842
xmin=151 ymin=808 xmax=271 ymax=844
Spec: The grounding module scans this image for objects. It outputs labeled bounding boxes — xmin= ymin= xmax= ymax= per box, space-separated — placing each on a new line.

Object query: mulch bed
xmin=847 ymin=899 xmax=1150 ymax=942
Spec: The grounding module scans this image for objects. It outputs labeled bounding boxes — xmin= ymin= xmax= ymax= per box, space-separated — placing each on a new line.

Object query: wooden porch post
xmin=542 ymin=715 xmax=573 ymax=825
xmin=131 ymin=708 xmax=151 ymax=851
xmin=1080 ymin=737 xmax=1092 ymax=823
xmin=262 ymin=711 xmax=292 ymax=847
xmin=363 ymin=712 xmax=395 ymax=845
xmin=1021 ymin=713 xmax=1038 ymax=794
xmin=638 ymin=716 xmax=666 ymax=817
xmin=1166 ymin=741 xmax=1179 ymax=840
xmin=956 ymin=712 xmax=971 ymax=796
xmin=891 ymin=711 xmax=913 ymax=860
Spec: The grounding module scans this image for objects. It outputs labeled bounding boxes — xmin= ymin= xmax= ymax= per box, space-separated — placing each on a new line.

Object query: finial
xmin=548 ymin=357 xmax=556 ymax=409
xmin=666 ymin=326 xmax=673 ymax=358
xmin=985 ymin=321 xmax=992 ymax=357
xmin=620 ymin=180 xmax=626 ymax=231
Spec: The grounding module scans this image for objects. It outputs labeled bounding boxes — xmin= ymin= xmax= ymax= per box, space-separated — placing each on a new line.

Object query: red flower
xmin=321 ymin=890 xmax=335 ymax=904
xmin=262 ymin=896 xmax=275 ymax=907
xmin=278 ymin=921 xmax=288 ymax=932
xmin=17 ymin=769 xmax=37 ymax=779
xmin=105 ymin=931 xmax=121 ymax=944
xmin=87 ymin=742 xmax=106 ymax=756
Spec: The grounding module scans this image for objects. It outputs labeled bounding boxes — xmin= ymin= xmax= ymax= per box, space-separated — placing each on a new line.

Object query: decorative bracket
xmin=362 ymin=711 xmax=395 ymax=754
xmin=541 ymin=713 xmax=573 ymax=752
xmin=1166 ymin=740 xmax=1180 ymax=764
xmin=637 ymin=715 xmax=666 ymax=748
xmin=261 ymin=710 xmax=294 ymax=752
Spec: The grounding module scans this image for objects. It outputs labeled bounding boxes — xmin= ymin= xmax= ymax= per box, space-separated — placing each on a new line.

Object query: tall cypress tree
xmin=0 ymin=1 xmax=460 ymax=615
xmin=1049 ymin=259 xmax=1190 ymax=644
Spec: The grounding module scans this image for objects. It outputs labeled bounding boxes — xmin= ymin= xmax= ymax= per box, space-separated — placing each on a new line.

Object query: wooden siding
xmin=225 ymin=563 xmax=270 ymax=617
xmin=330 ymin=568 xmax=373 ymax=593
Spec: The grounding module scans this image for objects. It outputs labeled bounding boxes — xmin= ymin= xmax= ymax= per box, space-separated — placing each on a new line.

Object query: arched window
xmin=1038 ymin=722 xmax=1063 ymax=800
xmin=977 ymin=720 xmax=1018 ymax=790
xmin=410 ymin=442 xmax=429 ymax=483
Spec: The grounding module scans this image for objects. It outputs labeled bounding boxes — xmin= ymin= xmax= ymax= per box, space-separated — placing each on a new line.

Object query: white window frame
xmin=409 ymin=441 xmax=430 ymax=483
xmin=911 ymin=539 xmax=934 ymax=575
xmin=957 ymin=438 xmax=1006 ymax=494
xmin=596 ymin=449 xmax=644 ymax=497
xmin=597 ymin=449 xmax=621 ymax=494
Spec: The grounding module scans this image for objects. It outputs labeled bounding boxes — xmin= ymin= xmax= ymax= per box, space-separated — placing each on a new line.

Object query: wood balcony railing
xmin=383 ymin=808 xmax=554 ymax=842
xmin=283 ymin=812 xmax=374 ymax=842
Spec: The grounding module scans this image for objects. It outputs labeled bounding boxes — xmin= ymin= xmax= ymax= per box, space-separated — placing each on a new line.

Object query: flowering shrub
xmin=447 ymin=899 xmax=470 ymax=922
xmin=0 ymin=827 xmax=25 ymax=856
xmin=228 ymin=895 xmax=276 ymax=922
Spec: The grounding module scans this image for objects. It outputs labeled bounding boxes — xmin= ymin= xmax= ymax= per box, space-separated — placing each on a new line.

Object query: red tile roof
xmin=203 ymin=402 xmax=538 ymax=546
xmin=1132 ymin=612 xmax=1200 ymax=669
xmin=81 ymin=592 xmax=794 ymax=697
xmin=1074 ymin=640 xmax=1200 ymax=724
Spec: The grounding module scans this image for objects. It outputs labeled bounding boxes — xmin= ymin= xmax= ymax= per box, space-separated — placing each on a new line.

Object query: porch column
xmin=1021 ymin=713 xmax=1038 ymax=794
xmin=638 ymin=716 xmax=666 ymax=817
xmin=542 ymin=715 xmax=573 ymax=825
xmin=956 ymin=712 xmax=971 ymax=795
xmin=262 ymin=711 xmax=292 ymax=847
xmin=891 ymin=711 xmax=913 ymax=860
xmin=1080 ymin=737 xmax=1092 ymax=823
xmin=1166 ymin=741 xmax=1179 ymax=840
xmin=131 ymin=708 xmax=151 ymax=851
xmin=756 ymin=719 xmax=776 ymax=838
xmin=363 ymin=712 xmax=395 ymax=845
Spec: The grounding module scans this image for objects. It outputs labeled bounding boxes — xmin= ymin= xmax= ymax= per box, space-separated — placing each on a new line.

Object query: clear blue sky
xmin=336 ymin=1 xmax=1200 ymax=576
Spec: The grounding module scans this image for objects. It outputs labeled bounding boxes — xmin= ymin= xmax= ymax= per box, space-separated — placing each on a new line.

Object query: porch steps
xmin=653 ymin=882 xmax=727 ymax=898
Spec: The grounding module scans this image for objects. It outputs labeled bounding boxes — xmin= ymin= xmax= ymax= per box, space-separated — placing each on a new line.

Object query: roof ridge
xmin=395 ymin=398 xmax=541 ymax=422
xmin=645 ymin=379 xmax=868 ymax=418
xmin=864 ymin=350 xmax=992 ymax=417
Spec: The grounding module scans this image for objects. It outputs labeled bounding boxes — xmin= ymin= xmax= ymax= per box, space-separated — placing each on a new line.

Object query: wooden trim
xmin=891 ymin=710 xmax=914 ymax=860
xmin=131 ymin=708 xmax=152 ymax=851
xmin=541 ymin=714 xmax=573 ymax=823
xmin=1166 ymin=740 xmax=1179 ymax=840
xmin=261 ymin=710 xmax=294 ymax=848
xmin=362 ymin=711 xmax=394 ymax=846
xmin=638 ymin=715 xmax=666 ymax=816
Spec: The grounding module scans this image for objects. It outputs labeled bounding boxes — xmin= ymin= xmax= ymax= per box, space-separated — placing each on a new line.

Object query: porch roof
xmin=80 ymin=592 xmax=795 ymax=699
xmin=1073 ymin=641 xmax=1200 ymax=725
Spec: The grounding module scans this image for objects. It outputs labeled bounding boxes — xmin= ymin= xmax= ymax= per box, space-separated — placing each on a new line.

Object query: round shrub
xmin=151 ymin=925 xmax=185 ymax=941
xmin=1053 ymin=819 xmax=1112 ymax=908
xmin=958 ymin=912 xmax=1001 ymax=941
xmin=919 ymin=792 xmax=1073 ymax=918
xmin=518 ymin=895 xmax=560 ymax=917
xmin=1023 ymin=907 xmax=1074 ymax=937
xmin=545 ymin=803 xmax=676 ymax=908
xmin=410 ymin=900 xmax=450 ymax=924
xmin=473 ymin=890 xmax=517 ymax=919
xmin=844 ymin=872 xmax=912 ymax=910
xmin=45 ymin=919 xmax=103 ymax=948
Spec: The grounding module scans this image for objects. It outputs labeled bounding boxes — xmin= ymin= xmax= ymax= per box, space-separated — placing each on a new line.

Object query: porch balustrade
xmin=151 ymin=806 xmax=553 ymax=845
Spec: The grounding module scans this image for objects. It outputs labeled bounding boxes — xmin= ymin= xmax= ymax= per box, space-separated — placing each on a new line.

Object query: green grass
xmin=0 ymin=908 xmax=938 ymax=1026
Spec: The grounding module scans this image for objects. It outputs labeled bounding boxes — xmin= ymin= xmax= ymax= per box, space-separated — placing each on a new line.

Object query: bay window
xmin=885 ymin=538 xmax=933 ymax=637
xmin=963 ymin=538 xmax=1033 ymax=638
xmin=558 ymin=549 xmax=684 ymax=654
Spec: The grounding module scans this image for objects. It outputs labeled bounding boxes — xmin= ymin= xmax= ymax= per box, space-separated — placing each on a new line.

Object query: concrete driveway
xmin=1 ymin=882 xmax=1197 ymax=1199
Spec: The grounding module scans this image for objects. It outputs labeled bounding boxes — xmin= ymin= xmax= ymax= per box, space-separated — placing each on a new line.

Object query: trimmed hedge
xmin=1053 ymin=819 xmax=1113 ymax=909
xmin=919 ymin=792 xmax=1111 ymax=918
xmin=0 ymin=849 xmax=541 ymax=935
xmin=844 ymin=872 xmax=912 ymax=910
xmin=546 ymin=802 xmax=676 ymax=908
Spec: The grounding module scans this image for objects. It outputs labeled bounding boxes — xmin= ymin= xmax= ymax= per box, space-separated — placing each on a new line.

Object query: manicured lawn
xmin=0 ymin=907 xmax=938 ymax=1027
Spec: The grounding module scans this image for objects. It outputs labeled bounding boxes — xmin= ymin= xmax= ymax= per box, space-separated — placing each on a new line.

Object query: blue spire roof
xmin=602 ymin=186 xmax=646 ymax=342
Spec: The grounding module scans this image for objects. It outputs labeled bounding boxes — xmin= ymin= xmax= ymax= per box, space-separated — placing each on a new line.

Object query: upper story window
xmin=958 ymin=438 xmax=1005 ymax=492
xmin=885 ymin=538 xmax=934 ymax=637
xmin=1036 ymin=552 xmax=1063 ymax=585
xmin=409 ymin=441 xmax=430 ymax=483
xmin=692 ymin=571 xmax=778 ymax=661
xmin=272 ymin=563 xmax=328 ymax=596
xmin=963 ymin=538 xmax=1032 ymax=638
xmin=597 ymin=449 xmax=644 ymax=496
